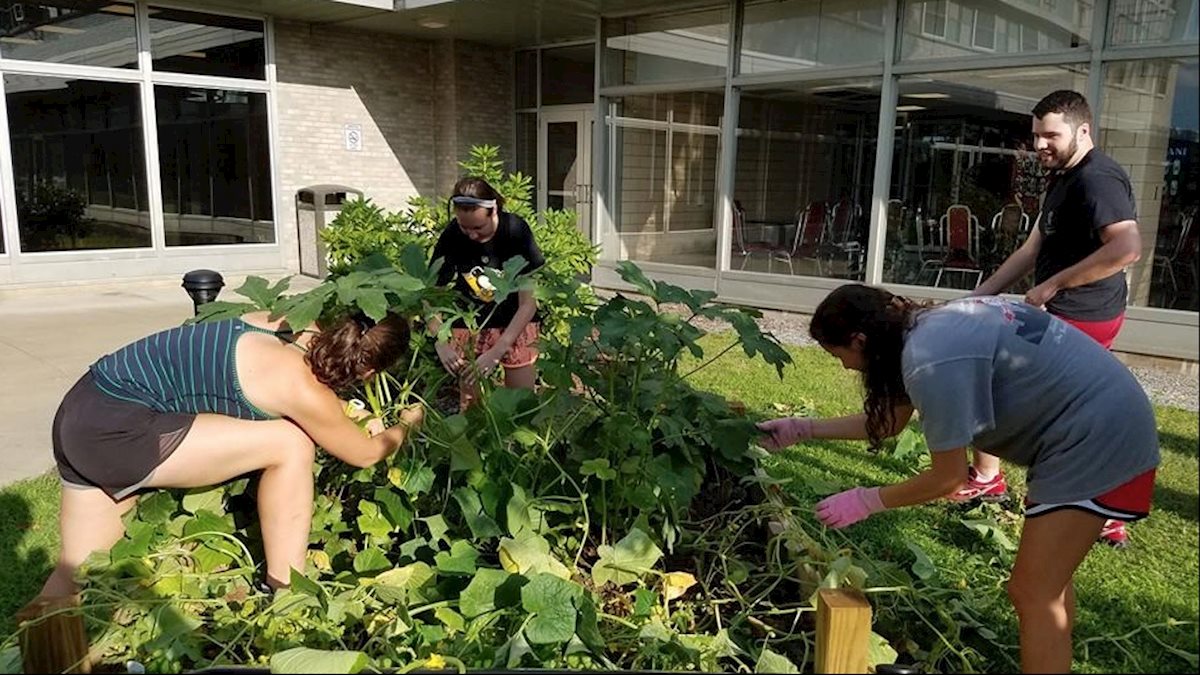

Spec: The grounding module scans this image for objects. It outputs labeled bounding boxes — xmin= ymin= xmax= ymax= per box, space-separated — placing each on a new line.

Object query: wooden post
xmin=815 ymin=587 xmax=872 ymax=674
xmin=16 ymin=595 xmax=91 ymax=674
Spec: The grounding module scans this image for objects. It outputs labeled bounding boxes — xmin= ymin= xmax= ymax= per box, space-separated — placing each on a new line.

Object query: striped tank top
xmin=89 ymin=319 xmax=288 ymax=420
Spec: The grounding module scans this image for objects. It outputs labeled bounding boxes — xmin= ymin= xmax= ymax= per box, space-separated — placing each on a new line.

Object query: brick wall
xmin=430 ymin=38 xmax=515 ymax=192
xmin=272 ymin=24 xmax=516 ymax=273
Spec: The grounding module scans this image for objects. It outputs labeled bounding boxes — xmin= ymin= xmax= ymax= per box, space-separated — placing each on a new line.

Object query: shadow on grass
xmin=0 ymin=493 xmax=52 ymax=635
xmin=1160 ymin=429 xmax=1200 ymax=460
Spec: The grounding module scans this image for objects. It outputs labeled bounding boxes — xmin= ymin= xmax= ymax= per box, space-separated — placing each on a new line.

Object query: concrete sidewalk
xmin=0 ymin=273 xmax=318 ymax=487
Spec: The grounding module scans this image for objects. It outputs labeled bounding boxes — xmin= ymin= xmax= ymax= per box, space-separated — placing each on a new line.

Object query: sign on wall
xmin=344 ymin=124 xmax=363 ymax=152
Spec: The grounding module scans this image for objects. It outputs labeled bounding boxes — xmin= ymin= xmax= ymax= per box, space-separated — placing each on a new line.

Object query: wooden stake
xmin=16 ymin=595 xmax=91 ymax=674
xmin=815 ymin=587 xmax=872 ymax=674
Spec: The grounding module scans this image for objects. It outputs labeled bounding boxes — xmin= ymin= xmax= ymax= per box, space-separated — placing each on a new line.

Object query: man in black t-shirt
xmin=956 ymin=90 xmax=1143 ymax=549
xmin=427 ymin=177 xmax=545 ymax=410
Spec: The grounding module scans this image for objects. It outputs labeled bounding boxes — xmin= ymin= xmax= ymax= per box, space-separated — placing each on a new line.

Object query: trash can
xmin=296 ymin=184 xmax=364 ymax=278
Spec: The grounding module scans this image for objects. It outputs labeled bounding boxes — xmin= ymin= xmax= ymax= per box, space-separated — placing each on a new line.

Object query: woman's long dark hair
xmin=809 ymin=284 xmax=925 ymax=447
xmin=306 ymin=313 xmax=411 ymax=392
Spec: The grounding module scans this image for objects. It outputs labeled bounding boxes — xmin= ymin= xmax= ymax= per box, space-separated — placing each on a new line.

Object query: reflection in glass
xmin=6 ymin=75 xmax=150 ymax=252
xmin=541 ymin=44 xmax=595 ymax=106
xmin=156 ymin=87 xmax=274 ymax=246
xmin=0 ymin=2 xmax=137 ymax=68
xmin=604 ymin=7 xmax=728 ymax=86
xmin=732 ymin=80 xmax=880 ymax=279
xmin=1108 ymin=0 xmax=1199 ymax=46
xmin=740 ymin=0 xmax=886 ymax=74
xmin=515 ymin=112 xmax=537 ymax=196
xmin=608 ymin=91 xmax=724 ymax=268
xmin=900 ymin=0 xmax=1091 ymax=60
xmin=883 ymin=65 xmax=1089 ymax=290
xmin=1100 ymin=57 xmax=1199 ymax=311
xmin=149 ymin=7 xmax=265 ymax=79
xmin=516 ymin=50 xmax=537 ymax=109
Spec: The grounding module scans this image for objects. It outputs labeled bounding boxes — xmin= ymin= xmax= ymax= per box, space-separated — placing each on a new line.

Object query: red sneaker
xmin=1098 ymin=520 xmax=1129 ymax=549
xmin=949 ymin=467 xmax=1009 ymax=503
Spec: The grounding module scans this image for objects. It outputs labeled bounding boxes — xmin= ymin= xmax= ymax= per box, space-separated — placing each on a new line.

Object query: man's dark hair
xmin=1032 ymin=90 xmax=1092 ymax=128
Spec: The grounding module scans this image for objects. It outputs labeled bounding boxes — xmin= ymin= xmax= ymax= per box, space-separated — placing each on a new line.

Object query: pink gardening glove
xmin=756 ymin=417 xmax=814 ymax=451
xmin=815 ymin=487 xmax=887 ymax=529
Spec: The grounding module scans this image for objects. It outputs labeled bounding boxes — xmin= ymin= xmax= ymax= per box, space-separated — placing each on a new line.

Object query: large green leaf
xmin=181 ymin=486 xmax=225 ymax=516
xmin=459 ymin=568 xmax=525 ymax=618
xmin=961 ymin=518 xmax=1018 ymax=552
xmin=353 ymin=547 xmax=391 ymax=574
xmin=235 ymin=275 xmax=290 ymax=309
xmin=756 ymin=648 xmax=799 ymax=673
xmin=592 ymin=528 xmax=662 ymax=587
xmin=868 ymin=631 xmax=899 ymax=668
xmin=505 ymin=484 xmax=547 ymax=538
xmin=452 ymin=486 xmax=503 ymax=540
xmin=372 ymin=488 xmax=413 ymax=532
xmin=137 ymin=491 xmax=177 ymax=524
xmin=182 ymin=509 xmax=234 ymax=537
xmin=435 ymin=540 xmax=480 ymax=576
xmin=520 ymin=573 xmax=579 ymax=645
xmin=905 ymin=542 xmax=937 ymax=581
xmin=270 ymin=647 xmax=369 ymax=674
xmin=373 ymin=562 xmax=435 ymax=605
xmin=498 ymin=535 xmax=571 ymax=579
xmin=356 ymin=501 xmax=393 ymax=540
xmin=277 ymin=285 xmax=333 ymax=331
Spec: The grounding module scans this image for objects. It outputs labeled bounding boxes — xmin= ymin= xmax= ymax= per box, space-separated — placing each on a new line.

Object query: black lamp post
xmin=181 ymin=269 xmax=224 ymax=315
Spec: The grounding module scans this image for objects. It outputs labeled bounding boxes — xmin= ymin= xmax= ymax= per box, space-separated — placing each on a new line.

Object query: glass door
xmin=539 ymin=106 xmax=593 ymax=241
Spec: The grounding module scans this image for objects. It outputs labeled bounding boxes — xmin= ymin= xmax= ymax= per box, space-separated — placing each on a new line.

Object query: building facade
xmin=0 ymin=0 xmax=1196 ymax=360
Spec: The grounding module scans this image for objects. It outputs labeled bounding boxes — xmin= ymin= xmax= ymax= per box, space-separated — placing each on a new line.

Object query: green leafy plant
xmin=319 ymin=144 xmax=597 ymax=342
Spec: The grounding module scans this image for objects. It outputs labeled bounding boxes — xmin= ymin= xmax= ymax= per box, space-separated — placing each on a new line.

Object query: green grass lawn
xmin=1 ymin=336 xmax=1196 ymax=672
xmin=688 ymin=334 xmax=1200 ymax=674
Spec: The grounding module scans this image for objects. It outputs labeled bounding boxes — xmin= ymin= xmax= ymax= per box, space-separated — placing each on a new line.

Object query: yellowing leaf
xmin=662 ymin=571 xmax=697 ymax=601
xmin=309 ymin=550 xmax=332 ymax=572
xmin=388 ymin=467 xmax=405 ymax=488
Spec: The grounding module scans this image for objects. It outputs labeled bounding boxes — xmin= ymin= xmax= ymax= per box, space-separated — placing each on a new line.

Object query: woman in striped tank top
xmin=41 ymin=310 xmax=424 ymax=597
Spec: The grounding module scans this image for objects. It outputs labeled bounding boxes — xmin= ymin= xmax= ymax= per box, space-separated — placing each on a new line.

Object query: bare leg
xmin=143 ymin=415 xmax=316 ymax=587
xmin=40 ymin=488 xmax=137 ymax=597
xmin=1008 ymin=508 xmax=1105 ymax=673
xmin=972 ymin=449 xmax=1003 ymax=479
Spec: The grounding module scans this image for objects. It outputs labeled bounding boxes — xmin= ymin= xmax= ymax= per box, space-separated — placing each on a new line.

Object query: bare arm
xmin=879 ymin=448 xmax=969 ymax=508
xmin=493 ymin=289 xmax=538 ymax=352
xmin=282 ymin=376 xmax=418 ymax=468
xmin=972 ymin=226 xmax=1043 ymax=296
xmin=811 ymin=404 xmax=915 ymax=441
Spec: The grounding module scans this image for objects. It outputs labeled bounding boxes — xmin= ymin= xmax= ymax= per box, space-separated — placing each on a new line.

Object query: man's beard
xmin=1040 ymin=134 xmax=1079 ymax=170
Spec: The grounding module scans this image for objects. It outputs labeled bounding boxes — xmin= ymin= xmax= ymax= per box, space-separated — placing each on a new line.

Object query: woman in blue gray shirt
xmin=42 ymin=311 xmax=424 ymax=598
xmin=757 ymin=284 xmax=1159 ymax=674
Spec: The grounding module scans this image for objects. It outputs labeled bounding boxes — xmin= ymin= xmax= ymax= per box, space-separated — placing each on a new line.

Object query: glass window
xmin=603 ymin=6 xmax=729 ymax=87
xmin=901 ymin=0 xmax=1089 ymax=60
xmin=973 ymin=9 xmax=996 ymax=50
xmin=515 ymin=111 xmax=537 ymax=194
xmin=1108 ymin=0 xmax=1199 ymax=46
xmin=740 ymin=0 xmax=886 ymax=75
xmin=1100 ymin=57 xmax=1199 ymax=312
xmin=6 ymin=75 xmax=150 ymax=252
xmin=0 ymin=2 xmax=137 ymax=69
xmin=732 ymin=79 xmax=880 ymax=280
xmin=516 ymin=50 xmax=537 ymax=109
xmin=148 ymin=7 xmax=265 ymax=80
xmin=541 ymin=44 xmax=595 ymax=106
xmin=608 ymin=90 xmax=724 ymax=268
xmin=155 ymin=86 xmax=274 ymax=246
xmin=883 ymin=65 xmax=1089 ymax=290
